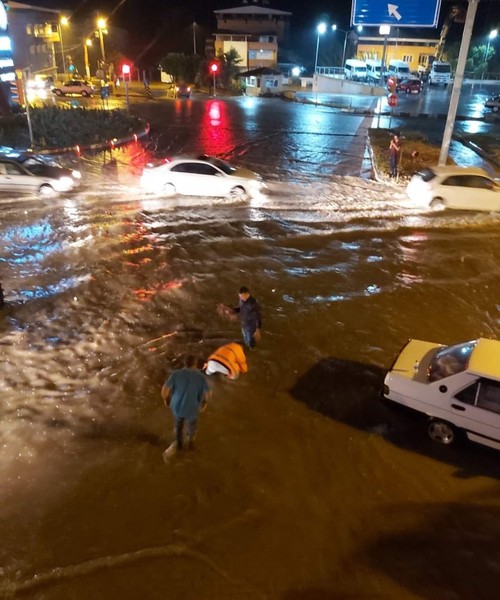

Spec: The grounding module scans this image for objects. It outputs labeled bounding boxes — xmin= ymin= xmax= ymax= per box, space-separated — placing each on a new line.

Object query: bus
xmin=344 ymin=59 xmax=367 ymax=81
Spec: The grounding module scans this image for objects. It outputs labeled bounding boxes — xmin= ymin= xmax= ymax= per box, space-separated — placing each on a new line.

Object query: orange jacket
xmin=207 ymin=343 xmax=248 ymax=378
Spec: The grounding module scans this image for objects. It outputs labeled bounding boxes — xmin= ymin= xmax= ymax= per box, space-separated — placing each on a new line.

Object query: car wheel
xmin=54 ymin=89 xmax=63 ymax=96
xmin=493 ymin=106 xmax=499 ymax=113
xmin=81 ymin=91 xmax=89 ymax=97
xmin=430 ymin=197 xmax=444 ymax=209
xmin=39 ymin=184 xmax=55 ymax=197
xmin=427 ymin=419 xmax=458 ymax=445
xmin=163 ymin=183 xmax=176 ymax=197
xmin=229 ymin=186 xmax=247 ymax=201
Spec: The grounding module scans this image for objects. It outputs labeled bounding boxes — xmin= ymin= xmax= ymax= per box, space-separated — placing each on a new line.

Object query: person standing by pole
xmin=161 ymin=354 xmax=210 ymax=460
xmin=389 ymin=133 xmax=401 ymax=179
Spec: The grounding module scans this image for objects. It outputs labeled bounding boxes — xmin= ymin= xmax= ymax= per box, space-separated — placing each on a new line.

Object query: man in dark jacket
xmin=233 ymin=286 xmax=262 ymax=349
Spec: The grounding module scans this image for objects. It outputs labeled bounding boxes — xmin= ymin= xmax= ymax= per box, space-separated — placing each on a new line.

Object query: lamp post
xmin=59 ymin=16 xmax=69 ymax=75
xmin=484 ymin=29 xmax=498 ymax=78
xmin=314 ymin=22 xmax=327 ymax=73
xmin=97 ymin=17 xmax=107 ymax=65
xmin=83 ymin=38 xmax=92 ymax=79
xmin=379 ymin=25 xmax=391 ymax=85
xmin=333 ymin=24 xmax=363 ymax=68
xmin=193 ymin=22 xmax=197 ymax=55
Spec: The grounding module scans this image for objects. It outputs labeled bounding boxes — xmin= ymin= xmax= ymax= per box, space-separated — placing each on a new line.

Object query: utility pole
xmin=439 ymin=0 xmax=479 ymax=166
xmin=193 ymin=22 xmax=197 ymax=55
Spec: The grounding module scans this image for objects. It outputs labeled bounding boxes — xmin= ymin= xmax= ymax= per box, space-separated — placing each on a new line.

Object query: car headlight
xmin=72 ymin=170 xmax=82 ymax=179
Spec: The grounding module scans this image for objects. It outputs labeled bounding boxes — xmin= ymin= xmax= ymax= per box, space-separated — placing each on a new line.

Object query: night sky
xmin=26 ymin=0 xmax=500 ymax=65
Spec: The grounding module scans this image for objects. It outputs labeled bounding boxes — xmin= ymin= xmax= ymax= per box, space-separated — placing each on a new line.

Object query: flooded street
xmin=1 ymin=98 xmax=500 ymax=599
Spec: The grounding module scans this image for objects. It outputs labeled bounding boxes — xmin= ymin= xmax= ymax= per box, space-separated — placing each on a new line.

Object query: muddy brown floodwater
xmin=1 ymin=100 xmax=500 ymax=599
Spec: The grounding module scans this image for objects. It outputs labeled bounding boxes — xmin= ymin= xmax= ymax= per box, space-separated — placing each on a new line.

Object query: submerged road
xmin=1 ymin=98 xmax=500 ymax=599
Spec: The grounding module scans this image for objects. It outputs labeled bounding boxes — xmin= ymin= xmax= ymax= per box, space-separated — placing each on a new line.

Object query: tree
xmin=444 ymin=40 xmax=496 ymax=78
xmin=159 ymin=53 xmax=201 ymax=83
xmin=216 ymin=48 xmax=242 ymax=89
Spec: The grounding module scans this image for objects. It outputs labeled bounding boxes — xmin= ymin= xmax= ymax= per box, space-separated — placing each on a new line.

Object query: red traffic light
xmin=122 ymin=64 xmax=131 ymax=76
xmin=210 ymin=62 xmax=219 ymax=74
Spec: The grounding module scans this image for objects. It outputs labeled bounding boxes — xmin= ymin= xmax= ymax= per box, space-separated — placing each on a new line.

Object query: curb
xmin=25 ymin=121 xmax=151 ymax=157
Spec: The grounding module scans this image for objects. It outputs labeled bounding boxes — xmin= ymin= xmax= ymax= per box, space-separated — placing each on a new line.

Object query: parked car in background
xmin=0 ymin=156 xmax=81 ymax=196
xmin=382 ymin=338 xmax=500 ymax=451
xmin=395 ymin=78 xmax=423 ymax=94
xmin=406 ymin=166 xmax=500 ymax=211
xmin=52 ymin=79 xmax=95 ymax=97
xmin=484 ymin=95 xmax=500 ymax=113
xmin=175 ymin=83 xmax=191 ymax=98
xmin=140 ymin=155 xmax=265 ymax=200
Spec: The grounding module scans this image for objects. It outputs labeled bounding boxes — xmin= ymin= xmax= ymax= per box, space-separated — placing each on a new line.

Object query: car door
xmin=466 ymin=176 xmax=500 ymax=211
xmin=170 ymin=162 xmax=227 ymax=197
xmin=438 ymin=175 xmax=471 ymax=209
xmin=452 ymin=378 xmax=500 ymax=448
xmin=1 ymin=161 xmax=36 ymax=193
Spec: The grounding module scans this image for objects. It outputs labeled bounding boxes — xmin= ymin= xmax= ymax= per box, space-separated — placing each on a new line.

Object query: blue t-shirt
xmin=165 ymin=368 xmax=210 ymax=420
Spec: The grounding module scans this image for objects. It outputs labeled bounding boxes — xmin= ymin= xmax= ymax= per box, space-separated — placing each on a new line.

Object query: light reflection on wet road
xmin=1 ymin=98 xmax=500 ymax=599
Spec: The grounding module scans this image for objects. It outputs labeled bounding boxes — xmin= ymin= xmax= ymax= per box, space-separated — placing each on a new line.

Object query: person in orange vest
xmin=204 ymin=342 xmax=248 ymax=380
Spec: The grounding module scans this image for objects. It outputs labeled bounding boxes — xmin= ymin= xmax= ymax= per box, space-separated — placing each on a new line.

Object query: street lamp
xmin=484 ymin=29 xmax=498 ymax=76
xmin=314 ymin=22 xmax=327 ymax=73
xmin=333 ymin=24 xmax=363 ymax=68
xmin=83 ymin=38 xmax=92 ymax=79
xmin=97 ymin=17 xmax=107 ymax=65
xmin=59 ymin=16 xmax=69 ymax=75
xmin=379 ymin=25 xmax=391 ymax=85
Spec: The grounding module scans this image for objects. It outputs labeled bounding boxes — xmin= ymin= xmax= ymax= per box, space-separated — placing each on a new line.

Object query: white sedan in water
xmin=140 ymin=155 xmax=265 ymax=200
xmin=406 ymin=166 xmax=500 ymax=211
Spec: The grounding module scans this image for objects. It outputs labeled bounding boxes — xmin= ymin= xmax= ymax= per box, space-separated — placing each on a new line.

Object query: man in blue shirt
xmin=161 ymin=354 xmax=210 ymax=459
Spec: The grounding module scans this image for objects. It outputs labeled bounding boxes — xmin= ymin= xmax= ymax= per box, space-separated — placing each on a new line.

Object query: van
xmin=365 ymin=59 xmax=382 ymax=83
xmin=344 ymin=59 xmax=366 ymax=81
xmin=387 ymin=59 xmax=411 ymax=82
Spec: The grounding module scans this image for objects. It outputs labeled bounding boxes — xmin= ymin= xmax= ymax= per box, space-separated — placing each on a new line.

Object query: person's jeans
xmin=242 ymin=327 xmax=256 ymax=349
xmin=174 ymin=416 xmax=197 ymax=449
xmin=390 ymin=153 xmax=398 ymax=177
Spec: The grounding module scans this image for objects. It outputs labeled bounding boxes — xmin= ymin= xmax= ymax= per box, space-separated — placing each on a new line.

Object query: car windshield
xmin=198 ymin=155 xmax=236 ymax=175
xmin=20 ymin=156 xmax=59 ymax=169
xmin=428 ymin=341 xmax=477 ymax=382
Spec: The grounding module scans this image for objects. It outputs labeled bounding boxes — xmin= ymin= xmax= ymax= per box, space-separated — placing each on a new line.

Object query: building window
xmin=402 ymin=55 xmax=413 ymax=63
xmin=249 ymin=50 xmax=274 ymax=60
xmin=418 ymin=54 xmax=430 ymax=66
xmin=26 ymin=24 xmax=33 ymax=35
xmin=29 ymin=45 xmax=36 ymax=55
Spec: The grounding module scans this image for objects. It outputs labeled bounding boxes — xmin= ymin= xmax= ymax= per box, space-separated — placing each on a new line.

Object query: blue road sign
xmin=351 ymin=0 xmax=442 ymax=28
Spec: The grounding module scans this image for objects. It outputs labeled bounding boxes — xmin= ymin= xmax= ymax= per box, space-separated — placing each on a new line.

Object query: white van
xmin=344 ymin=59 xmax=367 ymax=81
xmin=387 ymin=59 xmax=411 ymax=81
xmin=365 ymin=59 xmax=382 ymax=83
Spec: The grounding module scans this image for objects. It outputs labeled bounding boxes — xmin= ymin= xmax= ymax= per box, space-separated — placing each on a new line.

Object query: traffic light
xmin=122 ymin=63 xmax=131 ymax=82
xmin=209 ymin=62 xmax=219 ymax=74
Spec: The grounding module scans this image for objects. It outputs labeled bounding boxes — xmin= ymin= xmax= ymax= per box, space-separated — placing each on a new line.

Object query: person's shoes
xmin=162 ymin=442 xmax=178 ymax=462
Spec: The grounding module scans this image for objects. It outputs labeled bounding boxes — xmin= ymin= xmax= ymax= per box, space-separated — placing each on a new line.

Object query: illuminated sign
xmin=0 ymin=2 xmax=7 ymax=31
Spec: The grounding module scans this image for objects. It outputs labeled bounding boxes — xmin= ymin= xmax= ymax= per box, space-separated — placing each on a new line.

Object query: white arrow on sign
xmin=388 ymin=4 xmax=402 ymax=20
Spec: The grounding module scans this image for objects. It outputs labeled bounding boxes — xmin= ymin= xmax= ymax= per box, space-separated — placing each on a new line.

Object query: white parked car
xmin=0 ymin=156 xmax=81 ymax=196
xmin=406 ymin=166 xmax=500 ymax=211
xmin=383 ymin=338 xmax=500 ymax=450
xmin=140 ymin=155 xmax=265 ymax=200
xmin=52 ymin=79 xmax=95 ymax=97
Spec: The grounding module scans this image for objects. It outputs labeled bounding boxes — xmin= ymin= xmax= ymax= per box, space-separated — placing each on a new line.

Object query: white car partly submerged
xmin=382 ymin=338 xmax=500 ymax=451
xmin=407 ymin=166 xmax=500 ymax=211
xmin=140 ymin=155 xmax=265 ymax=200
